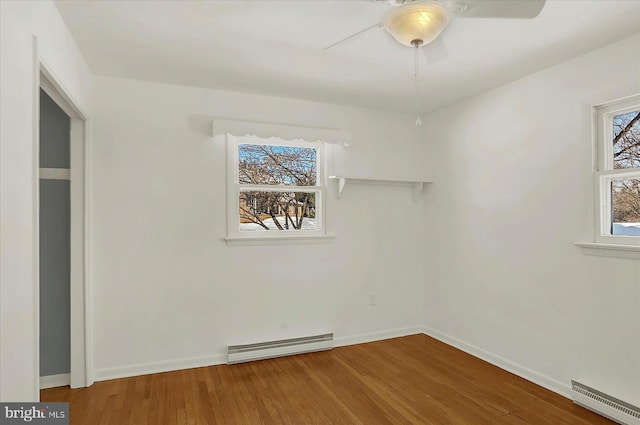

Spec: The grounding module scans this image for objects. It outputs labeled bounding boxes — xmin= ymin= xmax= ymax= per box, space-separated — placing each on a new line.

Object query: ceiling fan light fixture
xmin=383 ymin=1 xmax=450 ymax=47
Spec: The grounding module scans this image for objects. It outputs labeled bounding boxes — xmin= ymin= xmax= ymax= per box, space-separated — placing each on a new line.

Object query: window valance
xmin=212 ymin=119 xmax=351 ymax=146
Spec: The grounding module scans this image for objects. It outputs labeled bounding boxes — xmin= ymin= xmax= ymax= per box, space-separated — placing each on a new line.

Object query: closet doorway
xmin=38 ymin=67 xmax=90 ymax=390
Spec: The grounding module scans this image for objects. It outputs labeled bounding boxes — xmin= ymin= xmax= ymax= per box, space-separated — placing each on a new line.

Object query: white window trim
xmin=594 ymin=95 xmax=640 ymax=246
xmin=575 ymin=242 xmax=640 ymax=260
xmin=224 ymin=133 xmax=335 ymax=246
xmin=578 ymin=94 xmax=640 ymax=258
xmin=594 ymin=169 xmax=640 ymax=246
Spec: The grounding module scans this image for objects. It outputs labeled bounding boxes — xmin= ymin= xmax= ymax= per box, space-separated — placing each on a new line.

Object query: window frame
xmin=594 ymin=94 xmax=640 ymax=246
xmin=226 ymin=134 xmax=327 ymax=241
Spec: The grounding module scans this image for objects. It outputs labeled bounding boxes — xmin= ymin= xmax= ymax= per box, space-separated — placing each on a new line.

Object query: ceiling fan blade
xmin=422 ymin=36 xmax=448 ymax=64
xmin=455 ymin=0 xmax=546 ymax=19
xmin=323 ymin=22 xmax=383 ymax=51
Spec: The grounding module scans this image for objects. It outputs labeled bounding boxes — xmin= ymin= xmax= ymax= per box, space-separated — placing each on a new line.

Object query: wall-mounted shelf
xmin=328 ymin=176 xmax=432 ymax=200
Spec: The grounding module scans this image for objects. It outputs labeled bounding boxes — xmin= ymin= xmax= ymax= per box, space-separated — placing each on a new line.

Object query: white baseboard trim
xmin=94 ymin=326 xmax=424 ymax=382
xmin=422 ymin=326 xmax=572 ymax=399
xmin=94 ymin=353 xmax=227 ymax=382
xmin=40 ymin=373 xmax=70 ymax=389
xmin=334 ymin=326 xmax=423 ymax=348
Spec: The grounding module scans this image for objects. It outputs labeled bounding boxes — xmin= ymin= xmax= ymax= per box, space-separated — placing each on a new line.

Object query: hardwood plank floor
xmin=41 ymin=334 xmax=614 ymax=424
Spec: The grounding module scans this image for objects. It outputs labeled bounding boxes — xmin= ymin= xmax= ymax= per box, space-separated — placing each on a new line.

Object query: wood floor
xmin=41 ymin=334 xmax=613 ymax=425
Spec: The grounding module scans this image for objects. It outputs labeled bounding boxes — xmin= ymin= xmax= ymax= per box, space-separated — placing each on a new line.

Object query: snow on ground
xmin=612 ymin=222 xmax=640 ymax=236
xmin=240 ymin=216 xmax=317 ymax=232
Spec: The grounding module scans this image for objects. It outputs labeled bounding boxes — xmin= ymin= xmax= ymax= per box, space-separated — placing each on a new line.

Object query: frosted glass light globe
xmin=383 ymin=1 xmax=450 ymax=47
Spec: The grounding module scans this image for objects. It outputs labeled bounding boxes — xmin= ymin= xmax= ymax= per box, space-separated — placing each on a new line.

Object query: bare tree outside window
xmin=613 ymin=110 xmax=640 ymax=169
xmin=238 ymin=144 xmax=318 ymax=231
xmin=611 ymin=110 xmax=640 ymax=230
xmin=612 ymin=179 xmax=640 ymax=222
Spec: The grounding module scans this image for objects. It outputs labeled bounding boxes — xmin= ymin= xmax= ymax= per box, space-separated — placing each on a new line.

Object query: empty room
xmin=1 ymin=0 xmax=639 ymax=424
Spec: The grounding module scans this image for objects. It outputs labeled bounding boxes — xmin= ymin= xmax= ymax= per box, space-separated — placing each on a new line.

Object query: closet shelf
xmin=328 ymin=176 xmax=432 ymax=200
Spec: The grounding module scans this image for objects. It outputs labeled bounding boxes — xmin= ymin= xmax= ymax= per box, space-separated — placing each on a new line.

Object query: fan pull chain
xmin=413 ymin=40 xmax=422 ymax=126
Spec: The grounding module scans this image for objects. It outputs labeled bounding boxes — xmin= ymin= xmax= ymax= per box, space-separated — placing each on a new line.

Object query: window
xmin=595 ymin=95 xmax=640 ymax=245
xmin=226 ymin=134 xmax=326 ymax=240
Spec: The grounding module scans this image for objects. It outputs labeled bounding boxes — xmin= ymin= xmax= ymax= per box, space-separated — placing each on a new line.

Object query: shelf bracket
xmin=412 ymin=182 xmax=424 ymax=201
xmin=335 ymin=177 xmax=346 ymax=199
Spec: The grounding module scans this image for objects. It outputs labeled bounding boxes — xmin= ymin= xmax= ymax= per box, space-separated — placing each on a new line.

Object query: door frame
xmin=36 ymin=54 xmax=92 ymax=389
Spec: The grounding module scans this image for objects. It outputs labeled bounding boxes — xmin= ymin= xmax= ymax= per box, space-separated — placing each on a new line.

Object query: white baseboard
xmin=89 ymin=325 xmax=570 ymax=397
xmin=94 ymin=353 xmax=227 ymax=382
xmin=40 ymin=373 xmax=70 ymax=389
xmin=422 ymin=326 xmax=572 ymax=399
xmin=334 ymin=325 xmax=423 ymax=348
xmin=94 ymin=326 xmax=424 ymax=382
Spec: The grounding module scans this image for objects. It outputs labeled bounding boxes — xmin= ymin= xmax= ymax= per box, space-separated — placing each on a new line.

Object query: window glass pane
xmin=612 ymin=110 xmax=640 ymax=169
xmin=239 ymin=191 xmax=317 ymax=231
xmin=238 ymin=144 xmax=317 ymax=186
xmin=611 ymin=178 xmax=640 ymax=235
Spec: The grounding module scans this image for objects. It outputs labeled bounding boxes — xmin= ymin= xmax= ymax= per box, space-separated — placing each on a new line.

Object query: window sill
xmin=575 ymin=242 xmax=640 ymax=260
xmin=225 ymin=234 xmax=337 ymax=247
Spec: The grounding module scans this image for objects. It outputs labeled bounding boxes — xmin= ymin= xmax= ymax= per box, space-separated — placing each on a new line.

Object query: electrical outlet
xmin=369 ymin=294 xmax=377 ymax=306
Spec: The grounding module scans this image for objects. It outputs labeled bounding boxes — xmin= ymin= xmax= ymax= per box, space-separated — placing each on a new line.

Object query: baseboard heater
xmin=571 ymin=380 xmax=640 ymax=425
xmin=227 ymin=333 xmax=333 ymax=365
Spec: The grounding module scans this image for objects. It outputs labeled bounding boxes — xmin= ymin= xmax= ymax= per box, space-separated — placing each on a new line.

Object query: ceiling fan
xmin=324 ymin=0 xmax=545 ymax=125
xmin=325 ymin=0 xmax=547 ymax=55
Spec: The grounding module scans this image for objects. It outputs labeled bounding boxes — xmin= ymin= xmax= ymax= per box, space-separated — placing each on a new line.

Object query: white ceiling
xmin=54 ymin=0 xmax=640 ymax=114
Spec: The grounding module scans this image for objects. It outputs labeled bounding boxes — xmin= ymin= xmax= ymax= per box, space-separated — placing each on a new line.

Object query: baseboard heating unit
xmin=227 ymin=333 xmax=333 ymax=364
xmin=571 ymin=380 xmax=640 ymax=425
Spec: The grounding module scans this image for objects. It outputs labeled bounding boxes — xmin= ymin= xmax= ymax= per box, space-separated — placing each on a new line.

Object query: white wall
xmin=422 ymin=34 xmax=640 ymax=404
xmin=90 ymin=76 xmax=429 ymax=379
xmin=0 ymin=0 xmax=92 ymax=401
